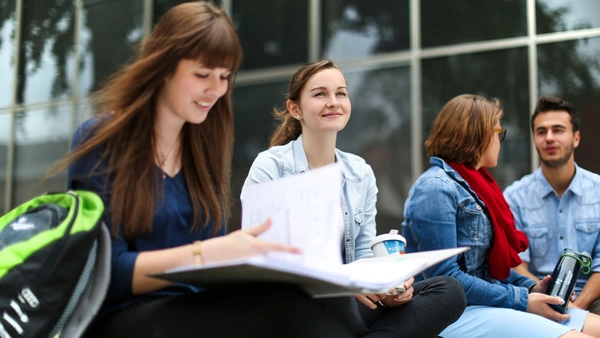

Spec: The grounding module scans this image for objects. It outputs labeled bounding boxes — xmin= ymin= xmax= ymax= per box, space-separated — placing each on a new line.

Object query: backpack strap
xmin=58 ymin=223 xmax=111 ymax=338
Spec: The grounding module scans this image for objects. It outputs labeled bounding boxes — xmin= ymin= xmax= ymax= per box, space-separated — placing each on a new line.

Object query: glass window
xmin=342 ymin=66 xmax=411 ymax=233
xmin=230 ymin=80 xmax=289 ymax=230
xmin=232 ymin=0 xmax=308 ymax=70
xmin=153 ymin=0 xmax=220 ymax=24
xmin=537 ymin=0 xmax=600 ymax=34
xmin=79 ymin=0 xmax=144 ymax=96
xmin=0 ymin=113 xmax=10 ymax=213
xmin=16 ymin=0 xmax=75 ymax=105
xmin=538 ymin=37 xmax=600 ymax=174
xmin=0 ymin=1 xmax=16 ymax=108
xmin=321 ymin=0 xmax=409 ymax=61
xmin=12 ymin=105 xmax=72 ymax=206
xmin=422 ymin=48 xmax=530 ymax=189
xmin=421 ymin=0 xmax=527 ymax=48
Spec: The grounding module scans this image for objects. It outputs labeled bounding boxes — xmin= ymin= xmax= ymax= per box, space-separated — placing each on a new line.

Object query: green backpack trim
xmin=0 ymin=190 xmax=105 ymax=279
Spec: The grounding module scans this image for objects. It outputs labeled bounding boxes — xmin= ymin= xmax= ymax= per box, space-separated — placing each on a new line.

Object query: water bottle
xmin=544 ymin=248 xmax=592 ymax=313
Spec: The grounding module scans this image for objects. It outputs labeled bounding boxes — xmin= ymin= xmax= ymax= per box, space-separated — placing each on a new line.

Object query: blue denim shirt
xmin=504 ymin=164 xmax=600 ymax=293
xmin=403 ymin=157 xmax=536 ymax=311
xmin=241 ymin=135 xmax=377 ymax=263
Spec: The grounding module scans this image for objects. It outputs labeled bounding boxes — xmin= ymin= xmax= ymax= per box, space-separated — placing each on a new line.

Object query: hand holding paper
xmin=201 ymin=218 xmax=301 ymax=264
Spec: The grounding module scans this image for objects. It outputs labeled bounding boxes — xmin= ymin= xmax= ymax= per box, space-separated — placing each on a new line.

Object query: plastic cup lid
xmin=370 ymin=229 xmax=406 ymax=248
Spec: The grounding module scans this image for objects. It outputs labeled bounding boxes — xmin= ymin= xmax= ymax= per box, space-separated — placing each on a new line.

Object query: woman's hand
xmin=356 ymin=277 xmax=415 ymax=309
xmin=526 ymin=292 xmax=570 ymax=322
xmin=201 ymin=218 xmax=301 ymax=264
xmin=530 ymin=275 xmax=577 ymax=306
xmin=530 ymin=275 xmax=552 ymax=294
xmin=381 ymin=277 xmax=415 ymax=308
xmin=132 ymin=219 xmax=299 ymax=295
xmin=355 ymin=292 xmax=388 ymax=309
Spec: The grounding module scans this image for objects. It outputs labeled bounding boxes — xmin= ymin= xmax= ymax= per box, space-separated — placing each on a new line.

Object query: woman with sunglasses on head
xmin=242 ymin=60 xmax=466 ymax=338
xmin=402 ymin=94 xmax=600 ymax=338
xmin=48 ymin=3 xmax=365 ymax=337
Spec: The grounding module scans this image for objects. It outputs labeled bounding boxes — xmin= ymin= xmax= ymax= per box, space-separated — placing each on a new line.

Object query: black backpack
xmin=0 ymin=190 xmax=110 ymax=338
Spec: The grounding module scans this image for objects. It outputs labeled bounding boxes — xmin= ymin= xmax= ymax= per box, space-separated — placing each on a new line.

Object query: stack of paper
xmin=153 ymin=248 xmax=467 ymax=297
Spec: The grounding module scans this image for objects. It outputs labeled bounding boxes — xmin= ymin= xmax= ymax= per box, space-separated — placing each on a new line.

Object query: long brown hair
xmin=49 ymin=2 xmax=242 ymax=239
xmin=425 ymin=94 xmax=503 ymax=167
xmin=269 ymin=60 xmax=340 ymax=147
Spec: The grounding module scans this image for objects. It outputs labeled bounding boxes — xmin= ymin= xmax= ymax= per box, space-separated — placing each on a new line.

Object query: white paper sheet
xmin=241 ymin=163 xmax=344 ymax=267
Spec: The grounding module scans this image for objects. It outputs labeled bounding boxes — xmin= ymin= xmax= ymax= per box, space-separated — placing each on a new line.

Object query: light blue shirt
xmin=504 ymin=164 xmax=600 ymax=293
xmin=241 ymin=134 xmax=377 ymax=263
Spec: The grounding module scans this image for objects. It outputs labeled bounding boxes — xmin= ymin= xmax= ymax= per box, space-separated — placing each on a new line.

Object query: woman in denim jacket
xmin=403 ymin=94 xmax=600 ymax=338
xmin=242 ymin=60 xmax=466 ymax=338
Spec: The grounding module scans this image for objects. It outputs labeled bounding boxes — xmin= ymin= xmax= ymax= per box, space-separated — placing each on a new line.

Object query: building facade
xmin=1 ymin=0 xmax=599 ymax=234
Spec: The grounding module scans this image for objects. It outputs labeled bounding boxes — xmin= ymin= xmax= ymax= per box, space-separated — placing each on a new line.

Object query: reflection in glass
xmin=153 ymin=0 xmax=220 ymax=24
xmin=421 ymin=0 xmax=527 ymax=48
xmin=0 ymin=113 xmax=9 ymax=213
xmin=422 ymin=48 xmax=530 ymax=189
xmin=13 ymin=105 xmax=72 ymax=206
xmin=537 ymin=0 xmax=600 ymax=34
xmin=231 ymin=80 xmax=289 ymax=231
xmin=0 ymin=1 xmax=15 ymax=108
xmin=17 ymin=0 xmax=75 ymax=104
xmin=79 ymin=0 xmax=143 ymax=96
xmin=232 ymin=0 xmax=308 ymax=70
xmin=342 ymin=66 xmax=411 ymax=233
xmin=232 ymin=81 xmax=289 ymax=166
xmin=538 ymin=37 xmax=600 ymax=174
xmin=321 ymin=0 xmax=409 ymax=61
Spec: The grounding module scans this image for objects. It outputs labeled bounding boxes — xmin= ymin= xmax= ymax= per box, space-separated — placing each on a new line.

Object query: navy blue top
xmin=68 ymin=118 xmax=226 ymax=315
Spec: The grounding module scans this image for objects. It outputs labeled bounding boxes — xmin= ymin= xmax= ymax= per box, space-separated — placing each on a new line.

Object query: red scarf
xmin=448 ymin=162 xmax=528 ymax=280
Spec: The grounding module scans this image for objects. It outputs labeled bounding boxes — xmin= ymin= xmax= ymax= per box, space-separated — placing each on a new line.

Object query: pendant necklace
xmin=158 ymin=139 xmax=178 ymax=179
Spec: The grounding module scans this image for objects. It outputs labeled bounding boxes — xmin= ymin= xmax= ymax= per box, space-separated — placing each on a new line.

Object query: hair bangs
xmin=190 ymin=18 xmax=242 ymax=73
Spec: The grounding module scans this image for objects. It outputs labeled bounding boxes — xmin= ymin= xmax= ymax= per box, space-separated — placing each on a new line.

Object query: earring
xmin=296 ymin=115 xmax=301 ymax=120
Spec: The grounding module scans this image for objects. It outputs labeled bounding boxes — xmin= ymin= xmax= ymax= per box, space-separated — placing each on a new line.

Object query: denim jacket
xmin=504 ymin=164 xmax=600 ymax=293
xmin=241 ymin=134 xmax=377 ymax=263
xmin=403 ymin=157 xmax=536 ymax=311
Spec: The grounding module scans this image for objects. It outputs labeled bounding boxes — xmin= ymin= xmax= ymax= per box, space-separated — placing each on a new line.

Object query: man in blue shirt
xmin=504 ymin=96 xmax=600 ymax=314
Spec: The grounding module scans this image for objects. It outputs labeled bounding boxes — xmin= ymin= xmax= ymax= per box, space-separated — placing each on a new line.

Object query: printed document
xmin=241 ymin=163 xmax=344 ymax=267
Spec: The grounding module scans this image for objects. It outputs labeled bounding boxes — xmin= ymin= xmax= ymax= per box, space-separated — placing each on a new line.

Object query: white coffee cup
xmin=370 ymin=229 xmax=406 ymax=257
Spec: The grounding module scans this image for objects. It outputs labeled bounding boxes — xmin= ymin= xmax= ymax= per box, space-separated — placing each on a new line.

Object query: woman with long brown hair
xmin=54 ymin=3 xmax=359 ymax=337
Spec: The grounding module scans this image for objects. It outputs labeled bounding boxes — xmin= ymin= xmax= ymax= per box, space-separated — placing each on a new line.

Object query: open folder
xmin=151 ymin=247 xmax=468 ymax=298
xmin=151 ymin=164 xmax=467 ymax=297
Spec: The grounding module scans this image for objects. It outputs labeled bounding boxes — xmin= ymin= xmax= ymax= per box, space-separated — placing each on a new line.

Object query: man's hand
xmin=572 ymin=273 xmax=600 ymax=310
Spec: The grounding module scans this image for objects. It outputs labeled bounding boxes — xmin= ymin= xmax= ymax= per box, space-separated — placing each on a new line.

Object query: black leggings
xmin=356 ymin=276 xmax=466 ymax=338
xmin=83 ymin=284 xmax=358 ymax=338
xmin=84 ymin=277 xmax=465 ymax=338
